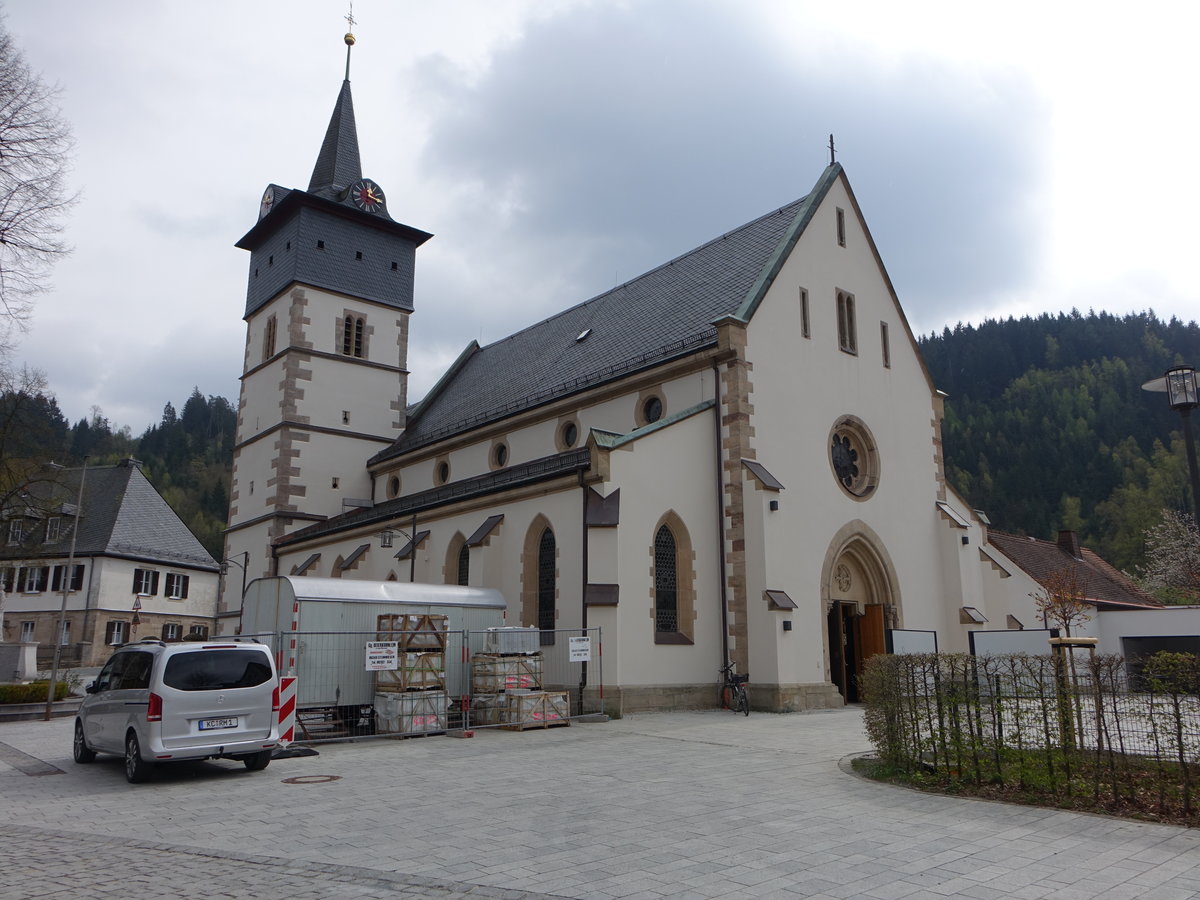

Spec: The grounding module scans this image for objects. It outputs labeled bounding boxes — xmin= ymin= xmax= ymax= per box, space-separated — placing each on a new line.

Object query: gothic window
xmin=262 ymin=314 xmax=277 ymax=361
xmin=800 ymin=288 xmax=811 ymax=339
xmin=837 ymin=291 xmax=857 ymax=354
xmin=537 ymin=528 xmax=556 ymax=646
xmin=654 ymin=525 xmax=678 ymax=634
xmin=456 ymin=543 xmax=469 ymax=586
xmin=881 ymin=321 xmax=891 ymax=368
xmin=836 ymin=207 xmax=847 ymax=247
xmin=342 ymin=314 xmax=365 ymax=358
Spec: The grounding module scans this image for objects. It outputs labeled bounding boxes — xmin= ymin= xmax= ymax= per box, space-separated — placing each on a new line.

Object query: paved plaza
xmin=2 ymin=707 xmax=1199 ymax=899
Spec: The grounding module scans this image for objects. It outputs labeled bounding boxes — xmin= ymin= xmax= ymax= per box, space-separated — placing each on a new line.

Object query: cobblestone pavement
xmin=3 ymin=708 xmax=1200 ymax=899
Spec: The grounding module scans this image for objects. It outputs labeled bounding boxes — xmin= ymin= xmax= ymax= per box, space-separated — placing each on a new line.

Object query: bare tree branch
xmin=0 ymin=21 xmax=76 ymax=352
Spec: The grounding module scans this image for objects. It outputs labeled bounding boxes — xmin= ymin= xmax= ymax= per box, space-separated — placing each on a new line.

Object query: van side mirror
xmin=84 ymin=681 xmax=99 ymax=694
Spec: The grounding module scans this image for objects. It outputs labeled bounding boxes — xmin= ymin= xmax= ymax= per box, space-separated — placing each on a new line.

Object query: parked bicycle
xmin=720 ymin=660 xmax=750 ymax=715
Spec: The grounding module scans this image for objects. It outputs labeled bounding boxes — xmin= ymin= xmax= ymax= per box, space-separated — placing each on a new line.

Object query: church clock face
xmin=258 ymin=186 xmax=275 ymax=220
xmin=350 ymin=179 xmax=385 ymax=213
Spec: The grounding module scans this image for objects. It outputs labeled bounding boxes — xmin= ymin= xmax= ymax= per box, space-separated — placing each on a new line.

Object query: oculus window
xmin=829 ymin=416 xmax=879 ymax=499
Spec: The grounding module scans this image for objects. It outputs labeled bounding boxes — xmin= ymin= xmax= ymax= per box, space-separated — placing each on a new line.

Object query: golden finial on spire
xmin=343 ymin=2 xmax=357 ymax=79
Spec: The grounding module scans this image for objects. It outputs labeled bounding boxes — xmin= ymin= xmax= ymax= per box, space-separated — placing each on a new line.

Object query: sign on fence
xmin=365 ymin=641 xmax=399 ymax=671
xmin=569 ymin=636 xmax=591 ymax=662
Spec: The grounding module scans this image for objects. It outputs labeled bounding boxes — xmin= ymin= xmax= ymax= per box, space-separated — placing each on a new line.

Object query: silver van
xmin=74 ymin=637 xmax=280 ymax=783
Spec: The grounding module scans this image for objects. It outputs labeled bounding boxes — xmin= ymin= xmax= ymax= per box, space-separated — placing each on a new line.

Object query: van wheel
xmin=73 ymin=720 xmax=96 ymax=764
xmin=243 ymin=750 xmax=272 ymax=771
xmin=124 ymin=732 xmax=153 ymax=783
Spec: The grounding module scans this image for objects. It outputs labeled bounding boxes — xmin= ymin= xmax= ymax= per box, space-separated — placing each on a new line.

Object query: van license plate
xmin=199 ymin=717 xmax=238 ymax=730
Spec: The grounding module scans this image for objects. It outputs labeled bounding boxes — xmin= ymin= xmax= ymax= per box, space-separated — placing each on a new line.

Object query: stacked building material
xmin=374 ymin=613 xmax=449 ymax=734
xmin=469 ymin=628 xmax=569 ymax=730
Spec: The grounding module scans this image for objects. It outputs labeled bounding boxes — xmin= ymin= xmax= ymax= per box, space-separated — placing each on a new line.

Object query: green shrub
xmin=0 ymin=681 xmax=71 ymax=703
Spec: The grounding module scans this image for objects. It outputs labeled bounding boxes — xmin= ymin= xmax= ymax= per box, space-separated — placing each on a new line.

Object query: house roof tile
xmin=987 ymin=530 xmax=1158 ymax=609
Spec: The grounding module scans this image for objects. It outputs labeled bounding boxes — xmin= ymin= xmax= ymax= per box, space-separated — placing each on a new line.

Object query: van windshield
xmin=163 ymin=650 xmax=273 ymax=691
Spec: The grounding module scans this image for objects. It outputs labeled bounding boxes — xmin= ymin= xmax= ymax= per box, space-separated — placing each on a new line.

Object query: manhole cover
xmin=281 ymin=774 xmax=342 ymax=784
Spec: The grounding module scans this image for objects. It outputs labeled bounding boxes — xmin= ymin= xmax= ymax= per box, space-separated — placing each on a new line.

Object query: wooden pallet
xmin=502 ymin=691 xmax=571 ymax=730
xmin=376 ymin=613 xmax=448 ymax=651
xmin=471 ymin=652 xmax=543 ymax=693
xmin=375 ymin=651 xmax=446 ymax=692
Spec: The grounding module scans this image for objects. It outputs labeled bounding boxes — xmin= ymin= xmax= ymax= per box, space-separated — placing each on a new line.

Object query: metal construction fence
xmin=220 ymin=627 xmax=603 ymax=744
xmin=862 ymin=651 xmax=1200 ymax=820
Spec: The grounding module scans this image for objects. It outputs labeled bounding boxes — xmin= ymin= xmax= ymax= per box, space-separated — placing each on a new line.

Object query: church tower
xmin=219 ymin=31 xmax=432 ymax=618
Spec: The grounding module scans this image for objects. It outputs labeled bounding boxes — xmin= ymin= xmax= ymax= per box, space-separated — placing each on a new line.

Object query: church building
xmin=220 ymin=34 xmax=1055 ymax=712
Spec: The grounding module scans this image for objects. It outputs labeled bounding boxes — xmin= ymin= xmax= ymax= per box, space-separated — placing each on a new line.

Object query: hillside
xmin=920 ymin=310 xmax=1200 ymax=571
xmin=0 ymin=384 xmax=235 ymax=561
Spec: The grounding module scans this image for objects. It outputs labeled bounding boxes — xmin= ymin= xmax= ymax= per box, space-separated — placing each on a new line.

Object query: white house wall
xmin=1097 ymin=607 xmax=1200 ymax=655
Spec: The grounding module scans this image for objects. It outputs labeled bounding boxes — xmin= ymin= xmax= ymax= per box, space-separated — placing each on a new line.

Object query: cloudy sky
xmin=5 ymin=1 xmax=1199 ymax=434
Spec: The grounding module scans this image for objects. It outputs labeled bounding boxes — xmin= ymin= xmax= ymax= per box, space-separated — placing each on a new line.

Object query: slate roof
xmin=372 ymin=164 xmax=843 ymax=464
xmin=987 ymin=530 xmax=1159 ymax=610
xmin=308 ymin=79 xmax=363 ymax=202
xmin=0 ymin=461 xmax=218 ymax=571
xmin=279 ymin=449 xmax=591 ymax=547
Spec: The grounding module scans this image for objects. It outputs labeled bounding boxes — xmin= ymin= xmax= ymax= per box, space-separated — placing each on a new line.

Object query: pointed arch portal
xmin=821 ymin=523 xmax=900 ymax=703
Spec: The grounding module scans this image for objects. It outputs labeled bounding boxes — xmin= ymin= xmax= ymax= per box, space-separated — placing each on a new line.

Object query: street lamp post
xmin=44 ymin=457 xmax=87 ymax=721
xmin=380 ymin=512 xmax=419 ymax=582
xmin=1143 ymin=365 xmax=1200 ymax=525
xmin=220 ymin=552 xmax=249 ymax=632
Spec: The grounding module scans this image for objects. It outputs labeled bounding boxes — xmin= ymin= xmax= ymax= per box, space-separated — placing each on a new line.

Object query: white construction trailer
xmin=238 ymin=576 xmax=506 ymax=712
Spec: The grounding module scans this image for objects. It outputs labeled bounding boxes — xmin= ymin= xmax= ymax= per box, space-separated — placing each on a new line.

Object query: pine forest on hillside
xmin=920 ymin=310 xmax=1200 ymax=575
xmin=2 ymin=310 xmax=1198 ymax=580
xmin=0 ymin=383 xmax=235 ymax=560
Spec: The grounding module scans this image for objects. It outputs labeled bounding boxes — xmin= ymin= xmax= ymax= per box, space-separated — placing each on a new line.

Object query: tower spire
xmin=344 ymin=3 xmax=356 ymax=81
xmin=308 ymin=16 xmax=363 ymax=198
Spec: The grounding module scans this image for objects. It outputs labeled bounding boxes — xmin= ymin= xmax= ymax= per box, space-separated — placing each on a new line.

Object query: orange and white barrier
xmin=278 ymin=675 xmax=298 ymax=747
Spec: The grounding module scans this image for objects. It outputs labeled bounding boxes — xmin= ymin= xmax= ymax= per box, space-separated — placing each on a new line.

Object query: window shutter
xmin=17 ymin=568 xmax=27 ymax=592
xmin=150 ymin=571 xmax=160 ymax=595
xmin=181 ymin=574 xmax=189 ymax=598
xmin=71 ymin=565 xmax=84 ymax=592
xmin=105 ymin=621 xmax=117 ymax=644
xmin=51 ymin=566 xmax=63 ymax=592
xmin=132 ymin=570 xmax=141 ymax=593
xmin=161 ymin=624 xmax=170 ymax=640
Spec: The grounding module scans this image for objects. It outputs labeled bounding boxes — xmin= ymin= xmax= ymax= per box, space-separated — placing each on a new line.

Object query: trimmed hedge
xmin=0 ymin=681 xmax=71 ymax=703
